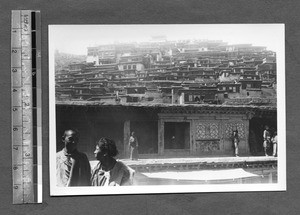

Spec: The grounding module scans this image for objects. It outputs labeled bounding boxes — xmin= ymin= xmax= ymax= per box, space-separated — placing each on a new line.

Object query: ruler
xmin=11 ymin=10 xmax=42 ymax=204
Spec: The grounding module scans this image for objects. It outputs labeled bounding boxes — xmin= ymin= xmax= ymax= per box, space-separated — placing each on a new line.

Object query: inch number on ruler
xmin=11 ymin=10 xmax=42 ymax=204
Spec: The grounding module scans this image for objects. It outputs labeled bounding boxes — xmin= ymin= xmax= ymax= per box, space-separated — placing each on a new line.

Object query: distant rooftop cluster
xmin=55 ymin=39 xmax=277 ymax=106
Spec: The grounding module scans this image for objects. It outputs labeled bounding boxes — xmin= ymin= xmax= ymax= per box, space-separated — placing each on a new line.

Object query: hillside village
xmin=55 ymin=38 xmax=277 ymax=106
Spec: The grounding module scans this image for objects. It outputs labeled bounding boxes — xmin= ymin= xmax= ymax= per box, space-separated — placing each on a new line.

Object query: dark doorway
xmin=130 ymin=121 xmax=158 ymax=155
xmin=249 ymin=117 xmax=277 ymax=156
xmin=164 ymin=122 xmax=190 ymax=149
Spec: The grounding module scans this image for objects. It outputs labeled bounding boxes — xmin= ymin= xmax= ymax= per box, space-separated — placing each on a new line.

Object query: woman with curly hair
xmin=91 ymin=137 xmax=135 ymax=186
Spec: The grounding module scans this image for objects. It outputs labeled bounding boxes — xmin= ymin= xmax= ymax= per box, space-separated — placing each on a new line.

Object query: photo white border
xmin=49 ymin=24 xmax=286 ymax=196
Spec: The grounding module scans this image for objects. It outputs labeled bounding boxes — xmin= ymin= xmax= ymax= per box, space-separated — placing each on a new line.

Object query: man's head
xmin=62 ymin=129 xmax=79 ymax=153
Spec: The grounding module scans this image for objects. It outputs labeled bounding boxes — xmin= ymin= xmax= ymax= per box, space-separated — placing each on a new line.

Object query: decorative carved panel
xmin=195 ymin=122 xmax=219 ymax=139
xmin=224 ymin=122 xmax=245 ymax=138
xmin=195 ymin=140 xmax=220 ymax=152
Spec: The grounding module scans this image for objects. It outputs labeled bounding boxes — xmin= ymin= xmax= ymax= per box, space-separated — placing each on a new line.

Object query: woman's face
xmin=94 ymin=145 xmax=105 ymax=161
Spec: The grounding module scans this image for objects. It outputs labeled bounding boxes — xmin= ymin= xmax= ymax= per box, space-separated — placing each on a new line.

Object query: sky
xmin=49 ymin=24 xmax=284 ymax=55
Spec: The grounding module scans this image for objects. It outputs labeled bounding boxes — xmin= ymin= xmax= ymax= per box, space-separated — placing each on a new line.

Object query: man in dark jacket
xmin=56 ymin=129 xmax=91 ymax=186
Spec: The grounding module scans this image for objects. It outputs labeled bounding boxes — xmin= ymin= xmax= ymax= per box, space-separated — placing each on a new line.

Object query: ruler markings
xmin=34 ymin=10 xmax=42 ymax=203
xmin=12 ymin=10 xmax=42 ymax=204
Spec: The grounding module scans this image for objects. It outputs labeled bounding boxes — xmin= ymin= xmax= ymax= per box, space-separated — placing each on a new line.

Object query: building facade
xmin=56 ymin=102 xmax=276 ymax=159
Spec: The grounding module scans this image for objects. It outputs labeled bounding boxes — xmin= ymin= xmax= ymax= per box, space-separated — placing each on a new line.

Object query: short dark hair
xmin=97 ymin=137 xmax=119 ymax=157
xmin=62 ymin=129 xmax=80 ymax=140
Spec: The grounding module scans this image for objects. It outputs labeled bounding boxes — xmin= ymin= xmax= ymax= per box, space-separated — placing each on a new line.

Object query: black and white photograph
xmin=49 ymin=24 xmax=285 ymax=196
